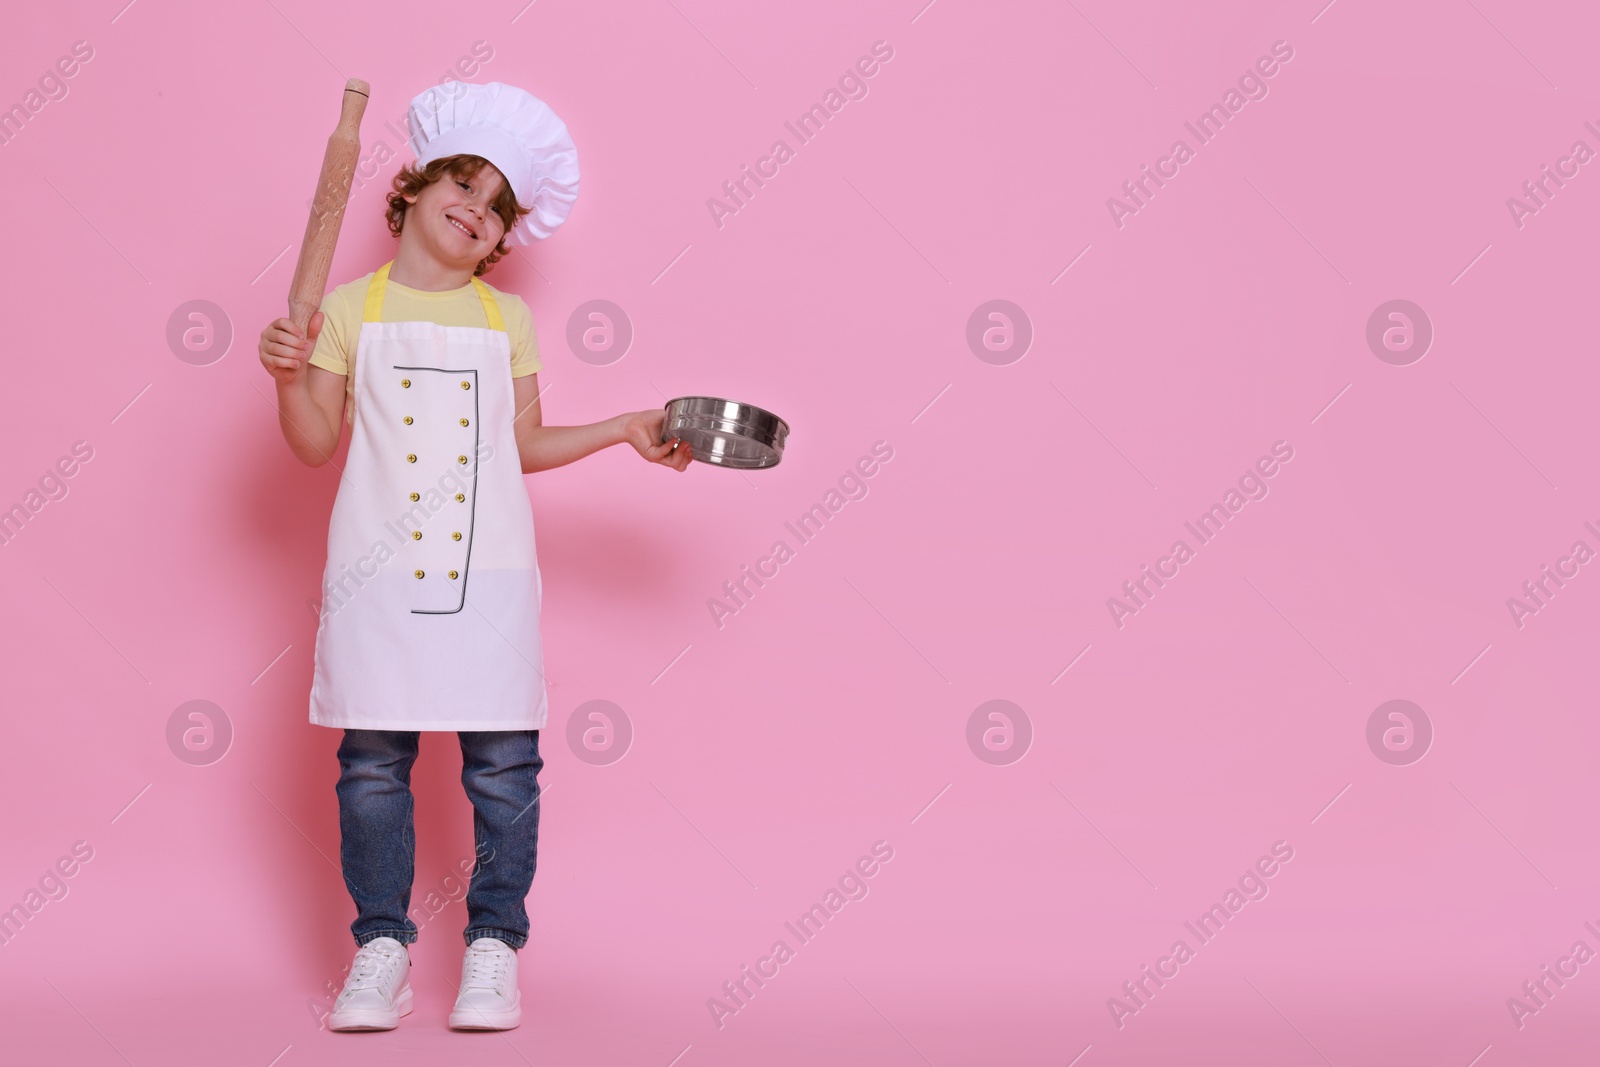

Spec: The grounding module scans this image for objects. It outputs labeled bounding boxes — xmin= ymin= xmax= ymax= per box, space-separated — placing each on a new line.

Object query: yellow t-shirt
xmin=307 ymin=270 xmax=542 ymax=379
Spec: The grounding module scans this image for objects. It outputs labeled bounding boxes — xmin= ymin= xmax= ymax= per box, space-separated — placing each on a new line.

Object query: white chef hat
xmin=405 ymin=80 xmax=579 ymax=245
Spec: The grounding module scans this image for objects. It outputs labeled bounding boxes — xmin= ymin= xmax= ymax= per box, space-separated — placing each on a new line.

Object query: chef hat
xmin=406 ymin=80 xmax=579 ymax=245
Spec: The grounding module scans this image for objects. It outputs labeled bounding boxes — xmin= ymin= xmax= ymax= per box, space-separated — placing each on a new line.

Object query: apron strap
xmin=342 ymin=262 xmax=397 ymax=427
xmin=362 ymin=261 xmax=392 ymax=323
xmin=470 ymin=277 xmax=506 ymax=332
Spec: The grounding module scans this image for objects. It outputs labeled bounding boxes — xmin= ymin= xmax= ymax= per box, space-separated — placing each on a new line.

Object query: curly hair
xmin=385 ymin=154 xmax=529 ymax=276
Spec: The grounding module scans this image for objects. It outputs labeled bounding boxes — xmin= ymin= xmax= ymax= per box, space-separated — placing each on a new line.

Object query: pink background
xmin=3 ymin=0 xmax=1599 ymax=1063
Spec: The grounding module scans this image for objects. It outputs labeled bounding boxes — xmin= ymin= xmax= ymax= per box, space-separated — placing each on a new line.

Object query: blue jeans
xmin=335 ymin=729 xmax=542 ymax=949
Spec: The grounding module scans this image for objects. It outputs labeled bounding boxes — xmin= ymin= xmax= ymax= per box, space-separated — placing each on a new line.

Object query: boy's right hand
xmin=259 ymin=311 xmax=324 ymax=385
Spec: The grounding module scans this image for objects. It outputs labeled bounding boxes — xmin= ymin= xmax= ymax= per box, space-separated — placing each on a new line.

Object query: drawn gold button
xmin=460 ymin=380 xmax=471 ymax=390
xmin=458 ymin=455 xmax=468 ymax=465
xmin=411 ymin=531 xmax=422 ymax=541
xmin=452 ymin=532 xmax=461 ymax=541
xmin=406 ymin=454 xmax=417 ymax=463
xmin=401 ymin=379 xmax=411 ymax=388
xmin=403 ymin=416 xmax=413 ymax=425
xmin=460 ymin=418 xmax=469 ymax=427
xmin=455 ymin=493 xmax=465 ymax=502
xmin=409 ymin=492 xmax=419 ymax=502
xmin=414 ymin=570 xmax=424 ymax=579
xmin=448 ymin=570 xmax=459 ymax=580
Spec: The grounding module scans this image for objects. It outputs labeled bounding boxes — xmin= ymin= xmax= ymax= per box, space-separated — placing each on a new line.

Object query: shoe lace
xmin=343 ymin=942 xmax=404 ymax=995
xmin=462 ymin=943 xmax=511 ymax=992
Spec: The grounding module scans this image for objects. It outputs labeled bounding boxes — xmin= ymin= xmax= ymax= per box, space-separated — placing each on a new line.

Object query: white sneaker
xmin=448 ymin=937 xmax=521 ymax=1030
xmin=327 ymin=936 xmax=413 ymax=1031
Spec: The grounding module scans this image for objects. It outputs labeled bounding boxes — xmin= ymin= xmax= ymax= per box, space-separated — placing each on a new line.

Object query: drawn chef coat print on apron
xmin=310 ymin=261 xmax=548 ymax=732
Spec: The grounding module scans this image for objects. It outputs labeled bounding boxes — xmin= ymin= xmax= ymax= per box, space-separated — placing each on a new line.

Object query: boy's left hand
xmin=621 ymin=409 xmax=694 ymax=472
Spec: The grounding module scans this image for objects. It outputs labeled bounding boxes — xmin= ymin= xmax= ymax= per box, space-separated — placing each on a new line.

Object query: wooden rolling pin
xmin=287 ymin=79 xmax=370 ymax=333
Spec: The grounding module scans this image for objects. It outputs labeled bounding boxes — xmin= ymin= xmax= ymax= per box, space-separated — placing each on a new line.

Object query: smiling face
xmin=400 ymin=160 xmax=512 ymax=272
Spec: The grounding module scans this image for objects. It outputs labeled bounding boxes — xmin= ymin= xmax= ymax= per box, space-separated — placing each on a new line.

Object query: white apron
xmin=309 ymin=261 xmax=547 ymax=731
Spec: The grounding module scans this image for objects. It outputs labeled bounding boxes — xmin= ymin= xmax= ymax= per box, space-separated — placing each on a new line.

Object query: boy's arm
xmin=511 ymin=373 xmax=692 ymax=474
xmin=278 ymin=362 xmax=347 ymax=467
xmin=260 ymin=310 xmax=347 ymax=467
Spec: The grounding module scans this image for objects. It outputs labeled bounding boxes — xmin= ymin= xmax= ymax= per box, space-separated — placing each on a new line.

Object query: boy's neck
xmin=388 ymin=241 xmax=478 ymax=292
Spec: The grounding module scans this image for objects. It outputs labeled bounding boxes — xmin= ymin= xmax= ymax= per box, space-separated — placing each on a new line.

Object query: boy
xmin=257 ymin=81 xmax=690 ymax=1032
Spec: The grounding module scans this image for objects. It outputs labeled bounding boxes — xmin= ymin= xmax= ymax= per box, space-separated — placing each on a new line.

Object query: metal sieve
xmin=661 ymin=396 xmax=790 ymax=470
